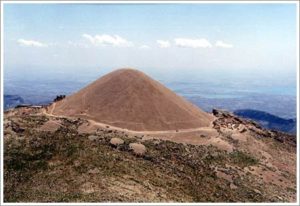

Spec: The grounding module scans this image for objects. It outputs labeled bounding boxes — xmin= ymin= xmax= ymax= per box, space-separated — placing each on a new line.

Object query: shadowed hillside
xmin=234 ymin=109 xmax=296 ymax=134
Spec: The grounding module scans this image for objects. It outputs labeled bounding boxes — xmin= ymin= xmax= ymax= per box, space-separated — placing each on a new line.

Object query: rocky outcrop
xmin=212 ymin=109 xmax=296 ymax=147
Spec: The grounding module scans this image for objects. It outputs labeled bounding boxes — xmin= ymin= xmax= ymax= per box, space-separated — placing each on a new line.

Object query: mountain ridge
xmin=234 ymin=109 xmax=296 ymax=134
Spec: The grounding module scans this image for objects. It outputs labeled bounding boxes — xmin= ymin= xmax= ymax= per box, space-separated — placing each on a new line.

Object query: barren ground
xmin=3 ymin=106 xmax=297 ymax=203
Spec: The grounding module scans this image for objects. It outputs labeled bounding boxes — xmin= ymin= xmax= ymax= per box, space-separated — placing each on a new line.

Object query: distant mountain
xmin=234 ymin=109 xmax=296 ymax=134
xmin=4 ymin=95 xmax=24 ymax=110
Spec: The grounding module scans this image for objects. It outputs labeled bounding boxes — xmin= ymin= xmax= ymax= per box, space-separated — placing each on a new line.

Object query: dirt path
xmin=40 ymin=105 xmax=230 ymax=152
xmin=43 ymin=103 xmax=216 ymax=135
xmin=88 ymin=119 xmax=214 ymax=135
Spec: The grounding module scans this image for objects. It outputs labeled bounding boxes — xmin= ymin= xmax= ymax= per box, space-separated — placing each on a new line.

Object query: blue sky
xmin=3 ymin=3 xmax=297 ymax=74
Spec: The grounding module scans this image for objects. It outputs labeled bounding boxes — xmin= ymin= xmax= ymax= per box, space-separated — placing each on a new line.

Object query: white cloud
xmin=215 ymin=40 xmax=233 ymax=48
xmin=174 ymin=38 xmax=212 ymax=48
xmin=139 ymin=45 xmax=150 ymax=49
xmin=82 ymin=34 xmax=133 ymax=47
xmin=157 ymin=40 xmax=171 ymax=48
xmin=17 ymin=39 xmax=48 ymax=47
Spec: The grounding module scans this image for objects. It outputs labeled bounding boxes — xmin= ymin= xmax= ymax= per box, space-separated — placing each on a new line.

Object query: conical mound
xmin=52 ymin=68 xmax=213 ymax=131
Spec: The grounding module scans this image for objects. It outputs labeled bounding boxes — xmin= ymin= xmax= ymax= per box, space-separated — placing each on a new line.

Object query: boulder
xmin=129 ymin=143 xmax=147 ymax=156
xmin=110 ymin=138 xmax=124 ymax=146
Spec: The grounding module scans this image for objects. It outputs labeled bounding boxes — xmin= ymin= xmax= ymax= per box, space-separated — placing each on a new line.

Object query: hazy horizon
xmin=3 ymin=3 xmax=298 ymax=119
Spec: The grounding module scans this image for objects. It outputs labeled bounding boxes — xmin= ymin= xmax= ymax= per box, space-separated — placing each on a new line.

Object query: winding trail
xmin=43 ymin=103 xmax=216 ymax=135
